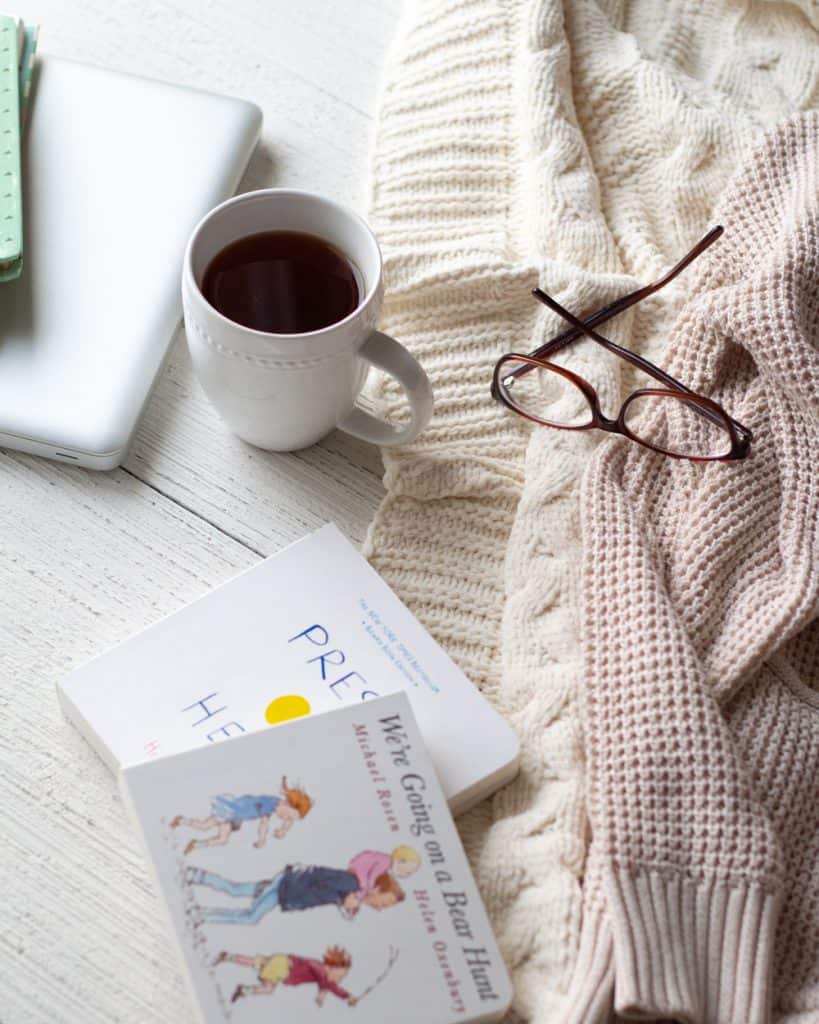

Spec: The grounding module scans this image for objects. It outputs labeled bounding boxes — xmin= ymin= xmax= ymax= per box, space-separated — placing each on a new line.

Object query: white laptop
xmin=0 ymin=57 xmax=261 ymax=469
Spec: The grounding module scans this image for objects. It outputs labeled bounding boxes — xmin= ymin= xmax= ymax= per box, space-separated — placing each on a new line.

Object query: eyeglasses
xmin=491 ymin=226 xmax=753 ymax=462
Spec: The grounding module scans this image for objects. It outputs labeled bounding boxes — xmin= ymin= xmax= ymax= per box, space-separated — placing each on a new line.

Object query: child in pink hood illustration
xmin=345 ymin=846 xmax=420 ymax=916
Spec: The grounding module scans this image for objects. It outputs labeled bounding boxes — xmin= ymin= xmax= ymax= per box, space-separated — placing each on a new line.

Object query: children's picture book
xmin=121 ymin=692 xmax=513 ymax=1023
xmin=59 ymin=524 xmax=519 ymax=814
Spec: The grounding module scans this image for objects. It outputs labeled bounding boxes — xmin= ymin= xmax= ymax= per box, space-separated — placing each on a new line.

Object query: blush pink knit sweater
xmin=564 ymin=114 xmax=819 ymax=1023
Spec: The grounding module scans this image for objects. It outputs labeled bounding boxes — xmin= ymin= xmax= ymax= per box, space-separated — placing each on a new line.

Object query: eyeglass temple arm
xmin=495 ymin=279 xmax=664 ymax=394
xmin=530 ymin=225 xmax=725 ymax=363
xmin=531 ymin=286 xmax=753 ymax=440
xmin=492 ymin=228 xmax=722 ymax=398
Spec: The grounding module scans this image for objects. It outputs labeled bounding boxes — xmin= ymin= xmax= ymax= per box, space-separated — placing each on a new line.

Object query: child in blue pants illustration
xmin=187 ymin=863 xmax=404 ymax=925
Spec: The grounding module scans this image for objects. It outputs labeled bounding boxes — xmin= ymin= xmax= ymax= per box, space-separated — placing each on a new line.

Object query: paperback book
xmin=59 ymin=524 xmax=519 ymax=814
xmin=121 ymin=692 xmax=513 ymax=1023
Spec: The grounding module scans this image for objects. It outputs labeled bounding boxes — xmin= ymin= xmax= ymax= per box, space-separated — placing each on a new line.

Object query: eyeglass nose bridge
xmin=595 ymin=412 xmax=621 ymax=433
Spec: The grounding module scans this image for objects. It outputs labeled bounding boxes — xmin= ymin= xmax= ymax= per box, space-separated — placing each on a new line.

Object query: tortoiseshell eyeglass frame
xmin=490 ymin=226 xmax=753 ymax=462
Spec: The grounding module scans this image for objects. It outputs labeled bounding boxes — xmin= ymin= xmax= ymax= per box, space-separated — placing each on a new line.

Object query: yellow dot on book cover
xmin=265 ymin=694 xmax=311 ymax=725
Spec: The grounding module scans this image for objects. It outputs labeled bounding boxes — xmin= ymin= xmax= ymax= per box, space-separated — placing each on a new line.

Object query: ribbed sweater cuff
xmin=569 ymin=867 xmax=780 ymax=1024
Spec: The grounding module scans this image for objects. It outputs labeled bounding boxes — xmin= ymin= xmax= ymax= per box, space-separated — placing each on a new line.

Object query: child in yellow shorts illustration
xmin=215 ymin=945 xmax=357 ymax=1007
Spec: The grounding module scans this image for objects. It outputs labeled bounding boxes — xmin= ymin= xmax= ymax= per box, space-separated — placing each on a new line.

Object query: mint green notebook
xmin=19 ymin=22 xmax=38 ymax=123
xmin=0 ymin=14 xmax=22 ymax=281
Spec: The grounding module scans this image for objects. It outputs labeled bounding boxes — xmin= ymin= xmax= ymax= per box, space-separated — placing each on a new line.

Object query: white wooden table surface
xmin=0 ymin=3 xmax=401 ymax=1020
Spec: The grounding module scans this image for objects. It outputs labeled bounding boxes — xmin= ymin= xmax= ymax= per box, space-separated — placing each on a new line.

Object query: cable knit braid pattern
xmin=567 ymin=113 xmax=819 ymax=1024
xmin=365 ymin=3 xmax=819 ymax=1021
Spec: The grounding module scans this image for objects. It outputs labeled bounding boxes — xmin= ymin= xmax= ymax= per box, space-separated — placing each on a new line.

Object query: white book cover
xmin=59 ymin=524 xmax=519 ymax=814
xmin=121 ymin=692 xmax=513 ymax=1024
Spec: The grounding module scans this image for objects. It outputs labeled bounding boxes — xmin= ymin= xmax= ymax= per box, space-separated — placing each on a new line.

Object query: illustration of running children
xmin=187 ymin=846 xmax=420 ymax=925
xmin=214 ymin=946 xmax=358 ymax=1007
xmin=170 ymin=777 xmax=313 ymax=854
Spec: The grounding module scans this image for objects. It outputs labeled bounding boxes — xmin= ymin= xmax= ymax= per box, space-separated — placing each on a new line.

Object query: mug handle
xmin=337 ymin=331 xmax=433 ymax=447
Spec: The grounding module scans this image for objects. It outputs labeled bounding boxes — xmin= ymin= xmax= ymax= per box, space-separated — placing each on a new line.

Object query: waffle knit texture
xmin=565 ymin=115 xmax=819 ymax=1024
xmin=366 ymin=3 xmax=819 ymax=1021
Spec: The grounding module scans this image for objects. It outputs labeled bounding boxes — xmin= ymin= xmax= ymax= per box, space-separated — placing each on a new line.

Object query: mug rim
xmin=182 ymin=188 xmax=383 ymax=342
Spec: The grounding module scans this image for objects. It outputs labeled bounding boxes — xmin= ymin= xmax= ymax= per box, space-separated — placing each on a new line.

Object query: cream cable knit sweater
xmin=366 ymin=3 xmax=819 ymax=1021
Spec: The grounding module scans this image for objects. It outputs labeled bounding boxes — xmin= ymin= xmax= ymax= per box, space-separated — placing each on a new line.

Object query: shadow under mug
xmin=182 ymin=189 xmax=433 ymax=451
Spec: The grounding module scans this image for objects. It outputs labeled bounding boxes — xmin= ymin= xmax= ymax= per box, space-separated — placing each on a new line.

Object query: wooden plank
xmin=22 ymin=0 xmax=402 ymax=211
xmin=0 ymin=451 xmax=259 ymax=1023
xmin=125 ymin=334 xmax=385 ymax=555
xmin=20 ymin=0 xmax=394 ymax=556
xmin=1 ymin=2 xmax=400 ymax=1020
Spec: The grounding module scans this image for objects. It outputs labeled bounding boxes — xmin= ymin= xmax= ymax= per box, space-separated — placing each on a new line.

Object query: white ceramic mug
xmin=182 ymin=189 xmax=433 ymax=451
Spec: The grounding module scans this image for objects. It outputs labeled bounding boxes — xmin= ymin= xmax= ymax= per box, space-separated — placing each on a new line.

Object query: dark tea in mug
xmin=201 ymin=230 xmax=361 ymax=334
